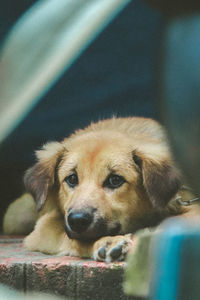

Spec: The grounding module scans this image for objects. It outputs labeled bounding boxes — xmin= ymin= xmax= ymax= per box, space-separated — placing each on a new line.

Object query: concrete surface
xmin=0 ymin=236 xmax=140 ymax=299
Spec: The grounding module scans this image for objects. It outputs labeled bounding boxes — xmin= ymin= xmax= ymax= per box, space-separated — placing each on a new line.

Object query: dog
xmin=3 ymin=117 xmax=198 ymax=262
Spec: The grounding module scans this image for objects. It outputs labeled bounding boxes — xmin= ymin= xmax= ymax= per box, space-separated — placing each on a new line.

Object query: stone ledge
xmin=0 ymin=236 xmax=139 ymax=300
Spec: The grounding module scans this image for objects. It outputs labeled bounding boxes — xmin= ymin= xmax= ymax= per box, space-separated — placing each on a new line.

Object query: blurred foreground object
xmin=124 ymin=229 xmax=154 ymax=298
xmin=160 ymin=15 xmax=200 ymax=194
xmin=124 ymin=218 xmax=200 ymax=299
xmin=150 ymin=219 xmax=200 ymax=300
xmin=0 ymin=0 xmax=130 ymax=143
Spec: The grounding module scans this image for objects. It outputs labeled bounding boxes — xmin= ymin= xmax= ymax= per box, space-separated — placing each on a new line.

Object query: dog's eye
xmin=65 ymin=173 xmax=78 ymax=188
xmin=103 ymin=174 xmax=125 ymax=189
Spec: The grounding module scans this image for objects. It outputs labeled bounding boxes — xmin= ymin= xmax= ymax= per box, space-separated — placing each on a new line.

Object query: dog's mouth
xmin=64 ymin=209 xmax=121 ymax=243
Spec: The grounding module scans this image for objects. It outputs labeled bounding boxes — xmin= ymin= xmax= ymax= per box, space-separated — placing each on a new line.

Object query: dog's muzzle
xmin=65 ymin=207 xmax=121 ymax=242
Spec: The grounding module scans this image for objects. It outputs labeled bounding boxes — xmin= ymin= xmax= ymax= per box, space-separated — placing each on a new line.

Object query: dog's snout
xmin=67 ymin=211 xmax=93 ymax=234
xmin=65 ymin=208 xmax=121 ymax=242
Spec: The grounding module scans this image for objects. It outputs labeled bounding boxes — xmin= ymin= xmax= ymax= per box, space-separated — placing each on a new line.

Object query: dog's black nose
xmin=67 ymin=211 xmax=93 ymax=233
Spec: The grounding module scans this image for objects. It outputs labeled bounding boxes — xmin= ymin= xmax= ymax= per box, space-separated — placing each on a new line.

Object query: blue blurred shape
xmin=150 ymin=219 xmax=200 ymax=300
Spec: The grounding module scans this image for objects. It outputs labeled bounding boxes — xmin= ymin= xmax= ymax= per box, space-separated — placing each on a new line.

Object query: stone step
xmin=0 ymin=236 xmax=139 ymax=300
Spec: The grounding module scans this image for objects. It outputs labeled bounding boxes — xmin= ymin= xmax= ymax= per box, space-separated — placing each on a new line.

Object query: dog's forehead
xmin=65 ymin=132 xmax=131 ymax=153
xmin=69 ymin=133 xmax=131 ymax=155
xmin=60 ymin=133 xmax=134 ymax=175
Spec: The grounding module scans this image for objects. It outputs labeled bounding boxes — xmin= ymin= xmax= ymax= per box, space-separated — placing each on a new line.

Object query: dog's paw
xmin=93 ymin=234 xmax=134 ymax=263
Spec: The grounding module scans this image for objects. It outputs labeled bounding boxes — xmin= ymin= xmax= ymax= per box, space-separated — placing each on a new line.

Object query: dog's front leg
xmin=92 ymin=234 xmax=135 ymax=263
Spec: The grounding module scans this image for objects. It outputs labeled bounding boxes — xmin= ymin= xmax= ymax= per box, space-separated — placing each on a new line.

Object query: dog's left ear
xmin=133 ymin=151 xmax=181 ymax=208
xmin=24 ymin=142 xmax=64 ymax=211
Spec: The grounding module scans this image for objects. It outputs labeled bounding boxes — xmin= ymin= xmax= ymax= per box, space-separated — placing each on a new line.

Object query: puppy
xmin=6 ymin=117 xmax=194 ymax=262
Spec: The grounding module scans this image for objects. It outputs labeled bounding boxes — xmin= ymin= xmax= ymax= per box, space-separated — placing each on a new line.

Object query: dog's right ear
xmin=132 ymin=150 xmax=181 ymax=209
xmin=24 ymin=142 xmax=65 ymax=211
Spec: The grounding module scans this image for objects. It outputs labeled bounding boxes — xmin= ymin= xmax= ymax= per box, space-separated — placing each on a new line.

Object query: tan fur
xmin=4 ymin=117 xmax=196 ymax=262
xmin=3 ymin=193 xmax=37 ymax=235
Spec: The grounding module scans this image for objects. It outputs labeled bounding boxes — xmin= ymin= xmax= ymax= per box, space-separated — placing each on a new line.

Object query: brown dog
xmin=9 ymin=117 xmax=194 ymax=262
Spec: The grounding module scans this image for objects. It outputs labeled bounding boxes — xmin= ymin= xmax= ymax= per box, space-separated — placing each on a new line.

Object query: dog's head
xmin=24 ymin=127 xmax=181 ymax=243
